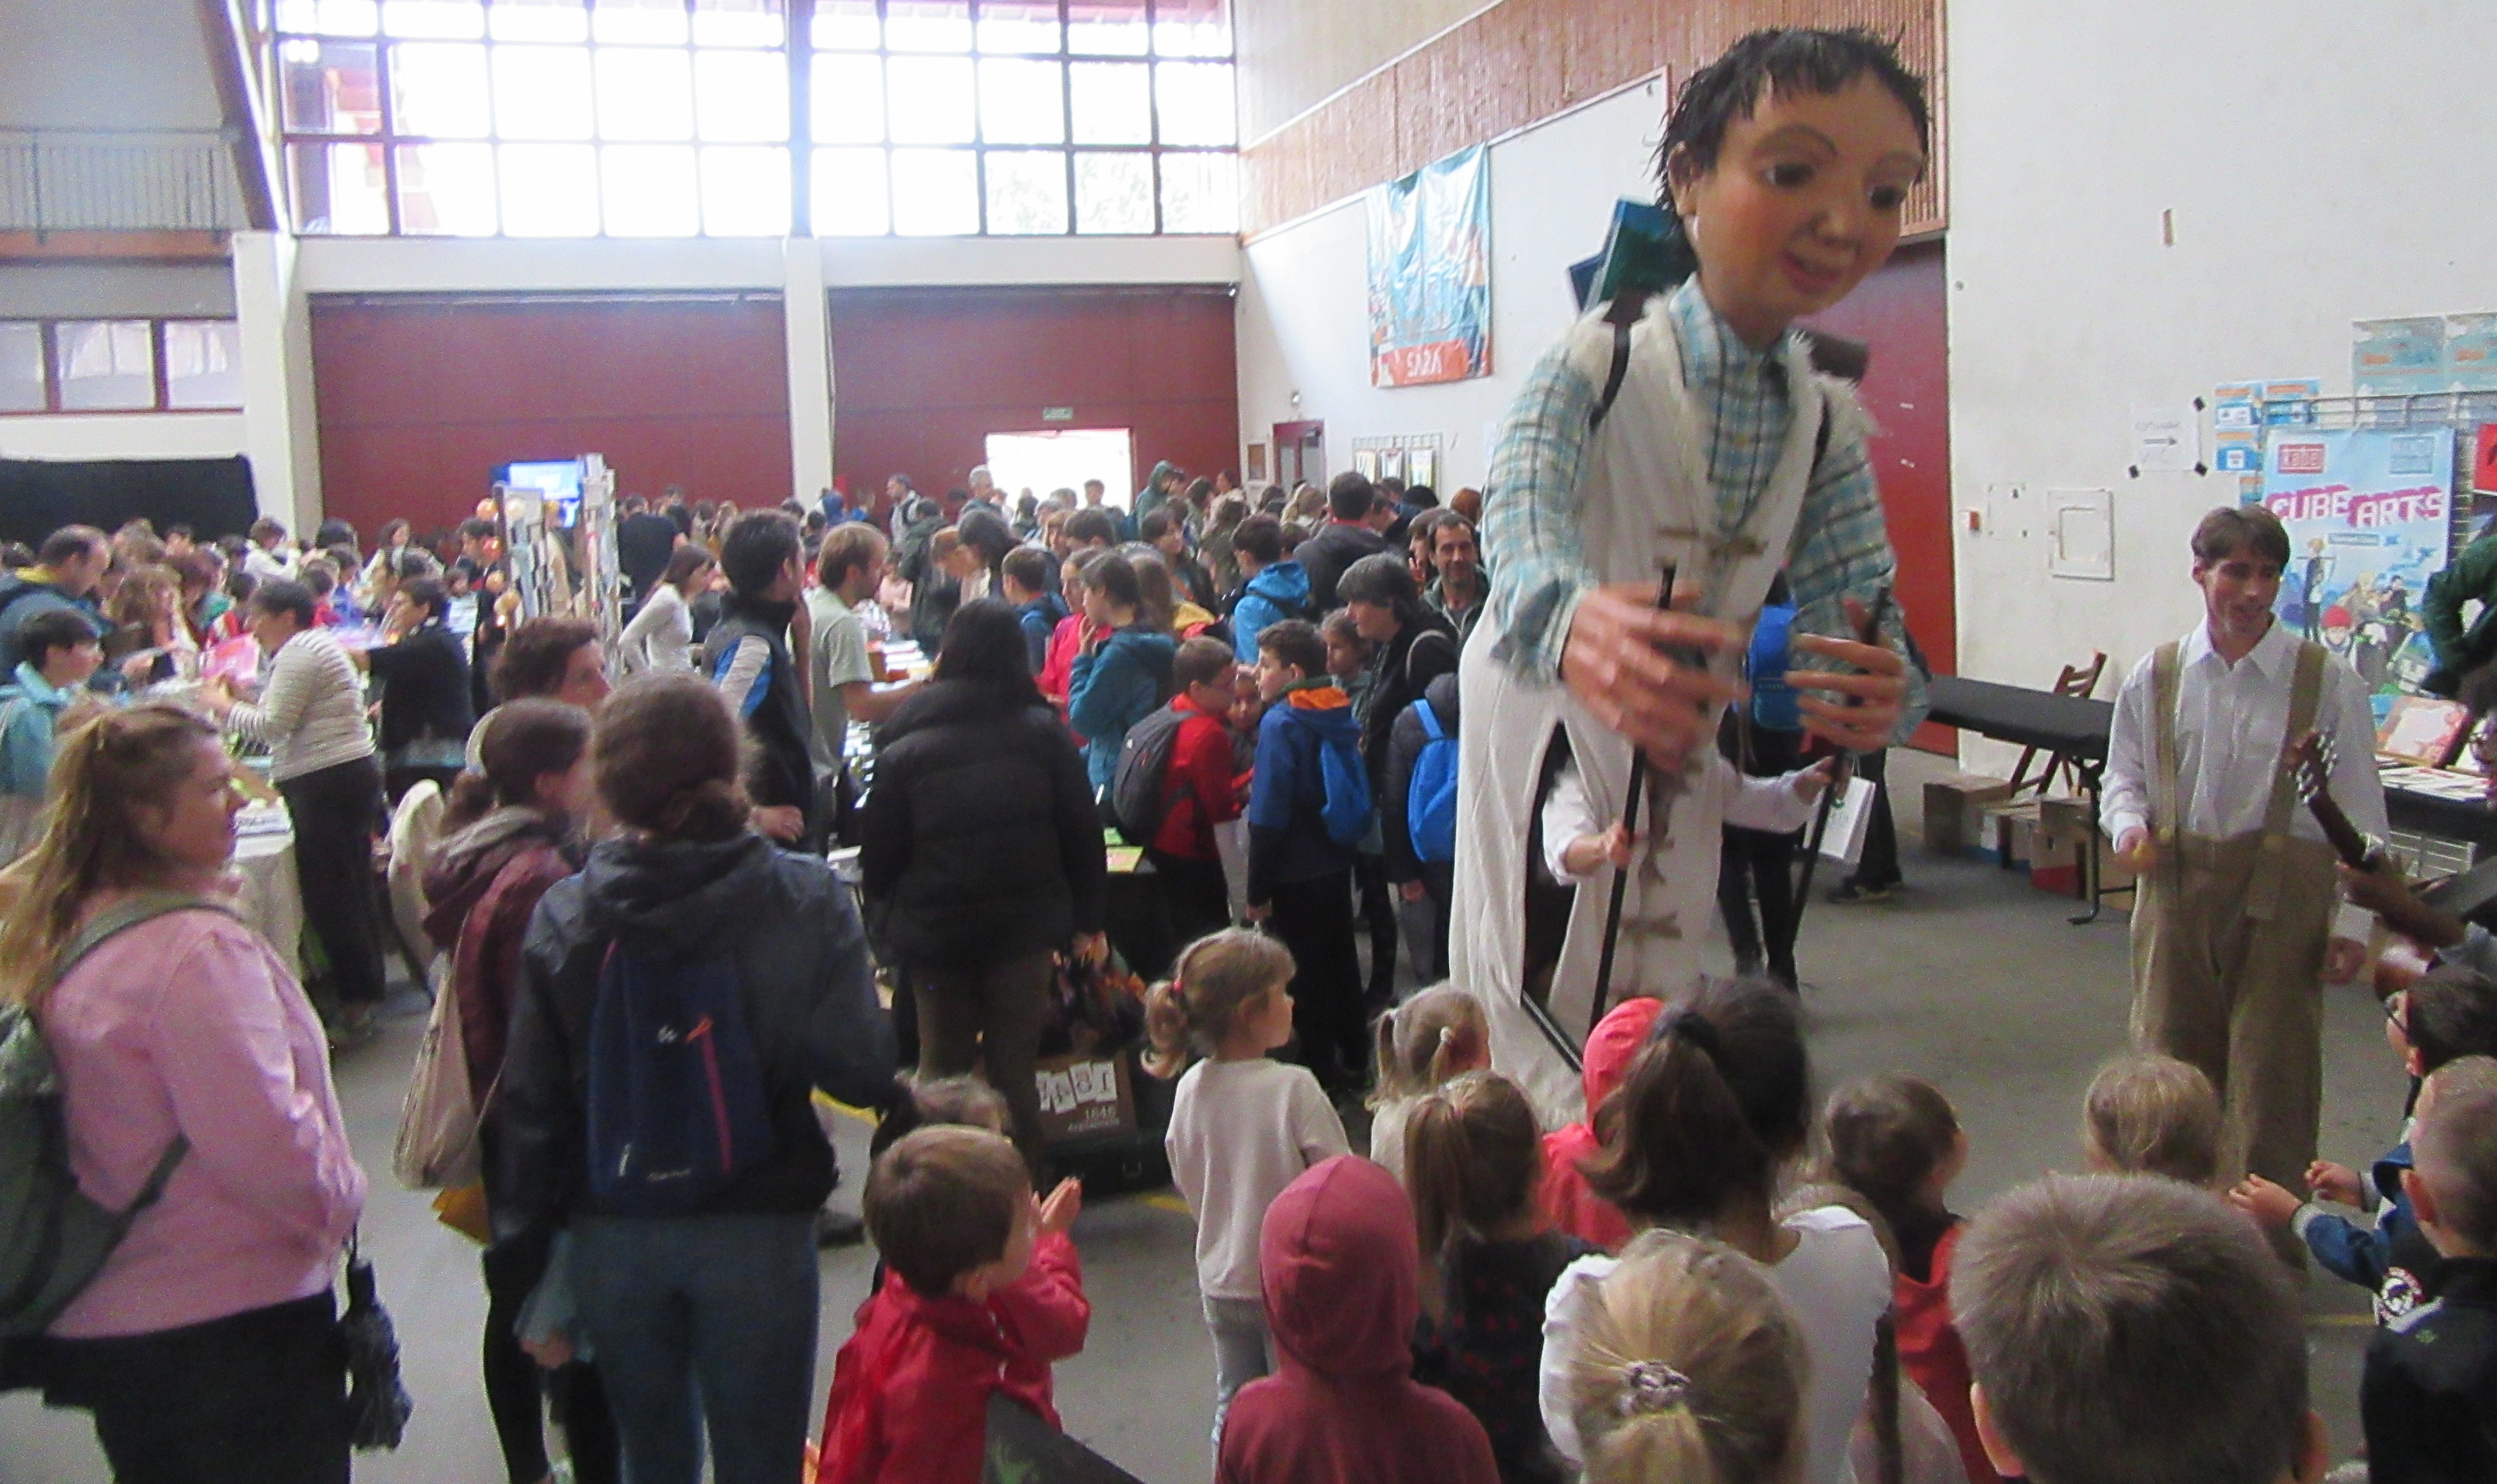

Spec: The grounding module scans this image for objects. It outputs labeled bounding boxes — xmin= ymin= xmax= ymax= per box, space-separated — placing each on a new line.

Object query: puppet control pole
xmin=1589 ymin=565 xmax=1682 ymax=1036
xmin=1788 ymin=585 xmax=1894 ymax=943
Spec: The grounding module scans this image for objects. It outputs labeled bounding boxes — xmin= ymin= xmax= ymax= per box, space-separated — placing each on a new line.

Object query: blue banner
xmin=2264 ymin=427 xmax=2455 ymax=695
xmin=1367 ymin=144 xmax=1491 ymax=388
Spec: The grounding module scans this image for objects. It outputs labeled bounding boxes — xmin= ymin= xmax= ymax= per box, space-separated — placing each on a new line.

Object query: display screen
xmin=500 ymin=459 xmax=584 ymax=527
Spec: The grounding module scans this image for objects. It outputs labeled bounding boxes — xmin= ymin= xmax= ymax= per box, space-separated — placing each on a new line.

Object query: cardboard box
xmin=2030 ymin=829 xmax=2137 ymax=899
xmin=1033 ymin=1052 xmax=1137 ymax=1145
xmin=1981 ymin=798 xmax=2045 ymax=867
xmin=1923 ymin=774 xmax=2015 ymax=854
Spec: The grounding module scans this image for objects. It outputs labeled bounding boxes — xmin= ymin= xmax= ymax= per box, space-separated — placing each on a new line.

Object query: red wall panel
xmin=311 ymin=295 xmax=792 ymax=540
xmin=828 ymin=285 xmax=1238 ymax=510
xmin=1802 ymin=240 xmax=1955 ymax=749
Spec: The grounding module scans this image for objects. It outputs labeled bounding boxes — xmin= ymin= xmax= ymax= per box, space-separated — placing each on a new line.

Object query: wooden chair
xmin=2008 ymin=652 xmax=2108 ymax=798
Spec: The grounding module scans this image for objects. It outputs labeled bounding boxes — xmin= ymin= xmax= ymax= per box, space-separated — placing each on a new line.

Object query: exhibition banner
xmin=1367 ymin=144 xmax=1491 ymax=388
xmin=2265 ymin=427 xmax=2455 ymax=694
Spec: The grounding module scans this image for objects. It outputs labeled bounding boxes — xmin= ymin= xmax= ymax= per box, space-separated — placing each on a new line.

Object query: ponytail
xmin=1582 ymin=979 xmax=1810 ymax=1230
xmin=1143 ymin=929 xmax=1294 ymax=1080
xmin=1368 ymin=983 xmax=1489 ymax=1108
xmin=1403 ymin=1071 xmax=1543 ymax=1265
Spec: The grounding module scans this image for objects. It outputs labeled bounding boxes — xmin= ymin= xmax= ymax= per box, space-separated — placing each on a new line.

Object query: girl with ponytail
xmin=5 ymin=705 xmax=366 ymax=1481
xmin=1535 ymin=977 xmax=1894 ymax=1484
xmin=1367 ymin=984 xmax=1489 ymax=1183
xmin=1405 ymin=1071 xmax=1595 ymax=1484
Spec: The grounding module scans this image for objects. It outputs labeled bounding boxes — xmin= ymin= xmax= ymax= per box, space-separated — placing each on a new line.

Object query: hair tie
xmin=1668 ymin=1011 xmax=1722 ymax=1059
xmin=1616 ymin=1360 xmax=1695 ymax=1418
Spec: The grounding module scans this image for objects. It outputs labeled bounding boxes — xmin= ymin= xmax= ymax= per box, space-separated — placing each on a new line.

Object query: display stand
xmin=499 ymin=453 xmax=622 ymax=655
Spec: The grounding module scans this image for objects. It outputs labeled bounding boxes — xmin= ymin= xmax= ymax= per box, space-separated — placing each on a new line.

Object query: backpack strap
xmin=1416 ymin=697 xmax=1445 ymax=743
xmin=1588 ymin=288 xmax=1653 ymax=432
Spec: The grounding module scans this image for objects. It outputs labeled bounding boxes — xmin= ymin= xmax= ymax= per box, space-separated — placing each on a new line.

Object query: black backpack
xmin=1107 ymin=705 xmax=1190 ymax=847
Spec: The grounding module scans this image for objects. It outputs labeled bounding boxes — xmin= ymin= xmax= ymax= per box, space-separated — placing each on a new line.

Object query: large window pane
xmin=976 ymin=1 xmax=1060 ymax=54
xmin=492 ymin=46 xmax=595 ymax=138
xmin=0 ymin=324 xmax=47 ymax=412
xmin=884 ymin=1 xmax=969 ymax=52
xmin=1154 ymin=61 xmax=1233 ymax=144
xmin=488 ymin=0 xmax=587 ymax=41
xmin=597 ymin=47 xmax=694 ymax=139
xmin=1066 ymin=0 xmax=1147 ymax=55
xmin=812 ymin=147 xmax=889 ymax=235
xmin=701 ymin=145 xmax=791 ymax=235
xmin=811 ymin=0 xmax=877 ymax=49
xmin=600 ymin=144 xmax=699 ymax=234
xmin=380 ymin=0 xmax=481 ymax=38
xmin=980 ymin=58 xmax=1063 ymax=145
xmin=395 ymin=141 xmax=498 ymax=232
xmin=165 ymin=322 xmax=246 ymax=409
xmin=886 ymin=56 xmax=974 ymax=144
xmin=890 ymin=148 xmax=977 ymax=235
xmin=278 ymin=0 xmax=379 ymax=36
xmin=694 ymin=49 xmax=788 ymax=141
xmin=53 ymin=322 xmax=156 ymax=412
xmin=591 ymin=0 xmax=686 ymax=45
xmin=1158 ymin=150 xmax=1235 ymax=233
xmin=390 ymin=42 xmax=491 ymax=137
xmin=1068 ymin=61 xmax=1149 ymax=144
xmin=1072 ymin=150 xmax=1151 ymax=233
xmin=1153 ymin=0 xmax=1230 ymax=57
xmin=279 ymin=39 xmax=382 ymax=134
xmin=498 ymin=142 xmax=600 ymax=233
xmin=288 ymin=141 xmax=391 ymax=232
xmin=812 ymin=53 xmax=884 ymax=143
xmin=984 ymin=149 xmax=1066 ymax=234
xmin=692 ymin=0 xmax=782 ymax=47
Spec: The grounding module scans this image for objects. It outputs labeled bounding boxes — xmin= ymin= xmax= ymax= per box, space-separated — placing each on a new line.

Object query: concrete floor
xmin=0 ymin=749 xmax=2404 ymax=1483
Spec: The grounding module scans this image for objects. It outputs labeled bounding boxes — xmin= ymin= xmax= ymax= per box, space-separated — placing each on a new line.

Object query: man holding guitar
xmin=2103 ymin=504 xmax=2385 ymax=1259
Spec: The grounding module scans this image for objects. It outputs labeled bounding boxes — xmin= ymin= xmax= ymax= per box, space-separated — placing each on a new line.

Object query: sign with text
xmin=1367 ymin=144 xmax=1491 ymax=388
xmin=2265 ymin=428 xmax=2456 ymax=695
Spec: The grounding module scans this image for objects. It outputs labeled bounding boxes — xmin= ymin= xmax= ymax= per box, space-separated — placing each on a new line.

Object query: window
xmin=0 ymin=320 xmax=247 ymax=415
xmin=271 ymin=0 xmax=1234 ymax=236
xmin=812 ymin=0 xmax=1235 ymax=236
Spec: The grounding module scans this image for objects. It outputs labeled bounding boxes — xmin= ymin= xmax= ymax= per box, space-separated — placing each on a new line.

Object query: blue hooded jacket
xmin=1068 ymin=626 xmax=1178 ymax=790
xmin=2297 ymin=1139 xmax=2440 ymax=1321
xmin=1231 ymin=561 xmax=1312 ymax=663
xmin=1247 ymin=680 xmax=1362 ymax=899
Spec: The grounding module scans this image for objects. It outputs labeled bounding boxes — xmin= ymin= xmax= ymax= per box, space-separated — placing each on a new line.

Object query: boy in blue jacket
xmin=1066 ymin=551 xmax=1176 ymax=793
xmin=2233 ymin=962 xmax=2497 ymax=1323
xmin=1228 ymin=514 xmax=1310 ymax=664
xmin=1244 ymin=619 xmax=1367 ymax=1094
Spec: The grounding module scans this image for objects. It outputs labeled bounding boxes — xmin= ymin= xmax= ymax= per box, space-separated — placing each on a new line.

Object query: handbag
xmin=392 ymin=969 xmax=484 ymax=1189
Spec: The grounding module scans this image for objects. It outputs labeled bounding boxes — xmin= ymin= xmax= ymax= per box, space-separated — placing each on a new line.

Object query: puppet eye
xmin=1764 ymin=161 xmax=1813 ymax=189
xmin=1868 ymin=184 xmax=1906 ymax=211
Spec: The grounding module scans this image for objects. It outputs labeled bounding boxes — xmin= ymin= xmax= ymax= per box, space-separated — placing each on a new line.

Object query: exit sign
xmin=1041 ymin=406 xmax=1075 ymax=422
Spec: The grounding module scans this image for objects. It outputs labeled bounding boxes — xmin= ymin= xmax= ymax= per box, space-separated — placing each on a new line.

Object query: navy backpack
xmin=585 ymin=941 xmax=774 ymax=1216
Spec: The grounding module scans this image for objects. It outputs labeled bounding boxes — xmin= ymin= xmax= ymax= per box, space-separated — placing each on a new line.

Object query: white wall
xmin=1236 ymin=76 xmax=1664 ymax=492
xmin=1947 ymin=0 xmax=2497 ymax=769
xmin=0 ymin=414 xmax=248 ymax=462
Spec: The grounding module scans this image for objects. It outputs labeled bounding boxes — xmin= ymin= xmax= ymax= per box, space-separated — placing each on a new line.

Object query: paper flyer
xmin=2264 ymin=427 xmax=2456 ymax=696
xmin=2355 ymin=318 xmax=2448 ymax=398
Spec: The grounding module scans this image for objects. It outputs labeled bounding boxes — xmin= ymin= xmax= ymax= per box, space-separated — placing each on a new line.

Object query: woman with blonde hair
xmin=0 ymin=704 xmax=365 ymax=1482
xmin=1567 ymin=1230 xmax=1809 ymax=1484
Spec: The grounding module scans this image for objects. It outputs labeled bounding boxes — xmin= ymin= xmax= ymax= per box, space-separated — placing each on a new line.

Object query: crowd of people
xmin=2 ymin=24 xmax=2493 ymax=1484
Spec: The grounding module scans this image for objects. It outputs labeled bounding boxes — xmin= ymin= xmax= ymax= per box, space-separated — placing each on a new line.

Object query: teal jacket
xmin=1067 ymin=627 xmax=1177 ymax=791
xmin=0 ymin=662 xmax=79 ymax=798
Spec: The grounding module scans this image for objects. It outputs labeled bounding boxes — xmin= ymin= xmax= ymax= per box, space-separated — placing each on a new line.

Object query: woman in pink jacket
xmin=0 ymin=704 xmax=366 ymax=1484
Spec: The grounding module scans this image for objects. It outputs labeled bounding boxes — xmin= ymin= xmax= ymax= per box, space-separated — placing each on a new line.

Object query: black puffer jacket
xmin=491 ymin=830 xmax=896 ymax=1243
xmin=860 ymin=679 xmax=1106 ymax=973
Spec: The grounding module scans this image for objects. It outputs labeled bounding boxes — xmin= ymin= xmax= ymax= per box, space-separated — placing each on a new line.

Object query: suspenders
xmin=2147 ymin=635 xmax=2327 ymax=919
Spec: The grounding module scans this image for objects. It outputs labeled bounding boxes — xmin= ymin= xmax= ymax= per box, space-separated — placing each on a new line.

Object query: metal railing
xmin=0 ymin=127 xmax=249 ymax=232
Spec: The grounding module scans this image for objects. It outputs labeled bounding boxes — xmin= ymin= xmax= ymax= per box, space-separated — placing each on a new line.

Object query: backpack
xmin=1108 ymin=704 xmax=1189 ymax=847
xmin=1314 ymin=725 xmax=1372 ymax=849
xmin=0 ymin=893 xmax=220 ymax=1337
xmin=1406 ymin=697 xmax=1459 ymax=864
xmin=585 ymin=940 xmax=775 ymax=1217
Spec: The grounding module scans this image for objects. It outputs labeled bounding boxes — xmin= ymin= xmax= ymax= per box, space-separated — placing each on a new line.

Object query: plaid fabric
xmin=1480 ymin=277 xmax=1924 ymax=732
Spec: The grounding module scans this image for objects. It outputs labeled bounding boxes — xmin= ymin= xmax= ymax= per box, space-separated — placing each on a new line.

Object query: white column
xmin=231 ymin=231 xmax=322 ymax=530
xmin=783 ymin=237 xmax=834 ymax=509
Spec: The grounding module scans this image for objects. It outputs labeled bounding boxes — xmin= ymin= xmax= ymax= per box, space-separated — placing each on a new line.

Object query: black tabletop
xmin=1926 ymin=676 xmax=2115 ymax=762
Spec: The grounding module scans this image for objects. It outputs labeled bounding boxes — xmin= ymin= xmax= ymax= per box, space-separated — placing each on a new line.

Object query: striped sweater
xmin=226 ymin=628 xmax=373 ymax=781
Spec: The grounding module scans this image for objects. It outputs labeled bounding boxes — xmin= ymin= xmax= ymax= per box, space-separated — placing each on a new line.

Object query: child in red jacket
xmin=1538 ymin=996 xmax=1663 ymax=1252
xmin=816 ymin=1126 xmax=1090 ymax=1484
xmin=1818 ymin=1075 xmax=2001 ymax=1484
xmin=1150 ymin=636 xmax=1248 ymax=942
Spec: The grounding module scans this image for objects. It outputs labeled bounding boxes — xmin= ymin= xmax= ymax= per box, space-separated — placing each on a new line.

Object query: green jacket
xmin=2422 ymin=531 xmax=2497 ymax=689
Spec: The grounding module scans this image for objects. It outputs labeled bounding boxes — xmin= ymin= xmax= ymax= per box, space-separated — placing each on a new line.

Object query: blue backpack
xmin=1315 ymin=729 xmax=1372 ymax=849
xmin=585 ymin=941 xmax=774 ymax=1216
xmin=1406 ymin=697 xmax=1459 ymax=864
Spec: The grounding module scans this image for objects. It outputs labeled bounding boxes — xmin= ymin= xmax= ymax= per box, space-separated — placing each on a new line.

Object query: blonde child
xmin=1368 ymin=984 xmax=1490 ymax=1182
xmin=1564 ymin=1230 xmax=1809 ymax=1484
xmin=2081 ymin=1052 xmax=2221 ymax=1186
xmin=1147 ymin=929 xmax=1351 ymax=1453
xmin=1407 ymin=1072 xmax=1596 ymax=1484
xmin=1819 ymin=1075 xmax=2001 ymax=1484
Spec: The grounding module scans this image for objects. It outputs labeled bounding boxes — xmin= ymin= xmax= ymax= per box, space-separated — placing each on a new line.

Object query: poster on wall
xmin=2264 ymin=427 xmax=2456 ymax=698
xmin=2355 ymin=317 xmax=2449 ymax=398
xmin=1367 ymin=144 xmax=1492 ymax=388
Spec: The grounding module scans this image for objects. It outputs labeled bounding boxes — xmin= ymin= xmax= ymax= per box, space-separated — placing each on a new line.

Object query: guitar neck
xmin=2305 ymin=790 xmax=2376 ymax=871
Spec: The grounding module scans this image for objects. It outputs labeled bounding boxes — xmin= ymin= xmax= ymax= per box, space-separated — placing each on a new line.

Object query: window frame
xmin=0 ymin=318 xmax=246 ymax=417
xmin=264 ymin=0 xmax=1236 ymax=238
